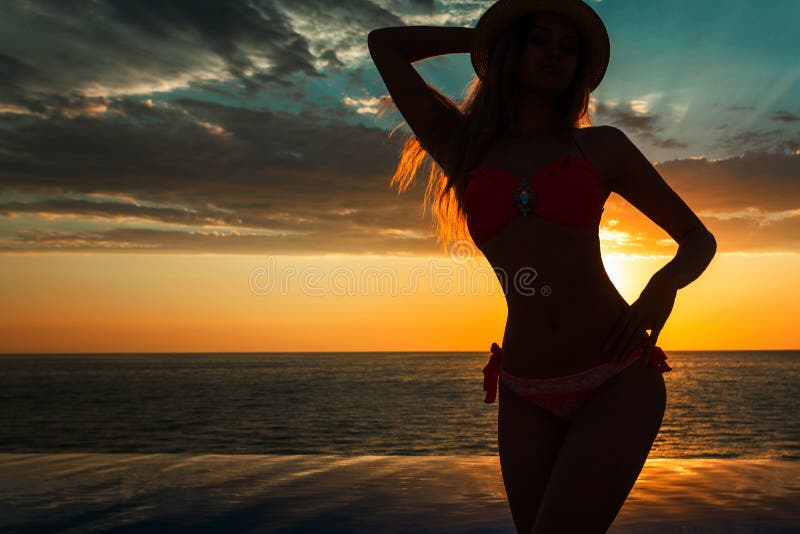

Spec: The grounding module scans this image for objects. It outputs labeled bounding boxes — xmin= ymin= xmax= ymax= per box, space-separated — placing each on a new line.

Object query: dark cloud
xmin=0 ymin=197 xmax=245 ymax=228
xmin=649 ymin=151 xmax=800 ymax=213
xmin=650 ymin=137 xmax=688 ymax=150
xmin=3 ymin=222 xmax=436 ymax=255
xmin=0 ymin=0 xmax=407 ymax=115
xmin=700 ymin=212 xmax=800 ymax=253
xmin=0 ymin=95 xmax=442 ymax=255
xmin=772 ymin=110 xmax=800 ymax=123
xmin=0 ymin=1 xmax=797 ymax=256
xmin=592 ymin=102 xmax=688 ymax=150
xmin=716 ymin=127 xmax=800 ymax=156
xmin=1 ymin=89 xmax=798 ymax=255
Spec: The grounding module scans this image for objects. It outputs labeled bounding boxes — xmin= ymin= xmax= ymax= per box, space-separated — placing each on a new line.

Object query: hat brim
xmin=470 ymin=0 xmax=610 ymax=92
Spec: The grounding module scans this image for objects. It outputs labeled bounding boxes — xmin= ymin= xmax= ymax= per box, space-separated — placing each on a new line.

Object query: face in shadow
xmin=518 ymin=12 xmax=581 ymax=96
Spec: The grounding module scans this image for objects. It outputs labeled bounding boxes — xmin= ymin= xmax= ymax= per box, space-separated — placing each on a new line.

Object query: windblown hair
xmin=376 ymin=13 xmax=596 ymax=253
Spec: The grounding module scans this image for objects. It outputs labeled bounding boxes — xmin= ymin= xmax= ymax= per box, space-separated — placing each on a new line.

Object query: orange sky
xmin=2 ymin=243 xmax=798 ymax=353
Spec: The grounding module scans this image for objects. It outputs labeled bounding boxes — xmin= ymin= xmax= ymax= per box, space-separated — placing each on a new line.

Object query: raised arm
xmin=367 ymin=26 xmax=472 ymax=172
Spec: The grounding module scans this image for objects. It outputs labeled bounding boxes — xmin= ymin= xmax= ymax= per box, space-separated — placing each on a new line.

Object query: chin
xmin=523 ymin=81 xmax=569 ymax=95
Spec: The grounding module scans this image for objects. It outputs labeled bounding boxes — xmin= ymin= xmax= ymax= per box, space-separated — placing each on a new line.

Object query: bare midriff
xmin=478 ymin=212 xmax=638 ymax=379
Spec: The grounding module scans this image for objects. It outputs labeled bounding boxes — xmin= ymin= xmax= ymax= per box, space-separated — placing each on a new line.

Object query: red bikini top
xmin=464 ymin=132 xmax=605 ymax=246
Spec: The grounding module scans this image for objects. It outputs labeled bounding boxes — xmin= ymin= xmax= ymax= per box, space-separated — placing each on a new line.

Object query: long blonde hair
xmin=377 ymin=14 xmax=596 ymax=253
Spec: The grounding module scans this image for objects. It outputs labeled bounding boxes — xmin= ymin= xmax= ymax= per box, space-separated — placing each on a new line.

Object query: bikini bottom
xmin=482 ymin=334 xmax=672 ymax=422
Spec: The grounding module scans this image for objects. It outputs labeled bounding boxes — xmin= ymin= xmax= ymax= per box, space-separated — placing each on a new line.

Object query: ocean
xmin=1 ymin=350 xmax=797 ymax=458
xmin=1 ymin=350 xmax=798 ymax=532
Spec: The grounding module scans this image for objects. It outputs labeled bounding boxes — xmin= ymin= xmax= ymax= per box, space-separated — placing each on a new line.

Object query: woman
xmin=368 ymin=1 xmax=716 ymax=532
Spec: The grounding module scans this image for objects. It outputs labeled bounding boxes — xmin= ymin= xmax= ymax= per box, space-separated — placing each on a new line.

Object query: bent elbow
xmin=676 ymin=225 xmax=715 ymax=247
xmin=694 ymin=228 xmax=717 ymax=260
xmin=707 ymin=231 xmax=717 ymax=257
xmin=368 ymin=28 xmax=394 ymax=50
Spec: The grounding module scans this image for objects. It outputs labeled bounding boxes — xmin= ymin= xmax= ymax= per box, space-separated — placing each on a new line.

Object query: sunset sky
xmin=1 ymin=0 xmax=798 ymax=353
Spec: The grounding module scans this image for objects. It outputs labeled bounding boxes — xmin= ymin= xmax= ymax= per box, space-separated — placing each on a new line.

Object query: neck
xmin=512 ymin=92 xmax=566 ymax=137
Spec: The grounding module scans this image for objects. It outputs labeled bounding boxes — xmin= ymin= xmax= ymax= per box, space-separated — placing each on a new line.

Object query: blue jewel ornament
xmin=514 ymin=177 xmax=535 ymax=216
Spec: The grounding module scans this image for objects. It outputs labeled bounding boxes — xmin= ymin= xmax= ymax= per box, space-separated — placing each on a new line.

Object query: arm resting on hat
xmin=368 ymin=25 xmax=473 ymax=63
xmin=368 ymin=27 xmax=469 ymax=174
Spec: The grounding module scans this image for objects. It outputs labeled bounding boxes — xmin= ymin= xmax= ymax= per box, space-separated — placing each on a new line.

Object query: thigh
xmin=532 ymin=357 xmax=667 ymax=533
xmin=498 ymin=378 xmax=570 ymax=534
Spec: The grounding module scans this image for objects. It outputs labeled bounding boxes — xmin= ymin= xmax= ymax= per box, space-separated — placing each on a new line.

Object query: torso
xmin=472 ymin=126 xmax=637 ymax=378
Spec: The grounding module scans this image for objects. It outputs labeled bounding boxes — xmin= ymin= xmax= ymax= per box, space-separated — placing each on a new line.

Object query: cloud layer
xmin=1 ymin=0 xmax=798 ymax=255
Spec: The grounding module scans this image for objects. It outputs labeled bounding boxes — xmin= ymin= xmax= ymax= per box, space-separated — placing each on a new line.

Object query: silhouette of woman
xmin=368 ymin=1 xmax=716 ymax=531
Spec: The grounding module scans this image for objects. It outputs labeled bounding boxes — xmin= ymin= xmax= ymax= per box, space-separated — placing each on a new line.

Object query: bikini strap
xmin=570 ymin=129 xmax=589 ymax=160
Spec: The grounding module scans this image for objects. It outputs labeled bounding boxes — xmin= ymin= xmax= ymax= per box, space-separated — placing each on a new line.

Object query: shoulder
xmin=574 ymin=124 xmax=621 ymax=145
xmin=571 ymin=126 xmax=623 ymax=194
xmin=581 ymin=126 xmax=638 ymax=186
xmin=572 ymin=125 xmax=626 ymax=160
xmin=589 ymin=125 xmax=634 ymax=156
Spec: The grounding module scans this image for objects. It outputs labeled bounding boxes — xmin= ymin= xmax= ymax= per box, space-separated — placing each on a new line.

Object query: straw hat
xmin=470 ymin=0 xmax=610 ymax=92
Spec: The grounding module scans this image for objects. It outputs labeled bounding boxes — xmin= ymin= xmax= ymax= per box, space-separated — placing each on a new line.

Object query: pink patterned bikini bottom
xmin=482 ymin=334 xmax=672 ymax=421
